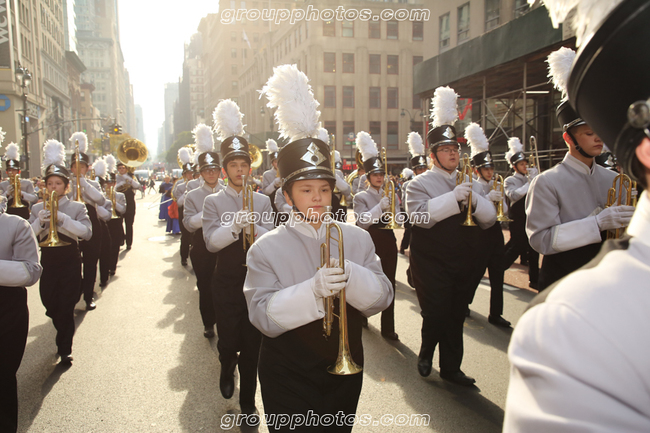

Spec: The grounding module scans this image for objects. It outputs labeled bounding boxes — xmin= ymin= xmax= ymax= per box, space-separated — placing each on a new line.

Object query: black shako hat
xmin=568 ymin=0 xmax=650 ymax=182
xmin=427 ymin=125 xmax=458 ymax=152
xmin=182 ymin=163 xmax=193 ymax=174
xmin=509 ymin=152 xmax=527 ymax=167
xmin=44 ymin=164 xmax=70 ymax=181
xmin=70 ymin=152 xmax=91 ymax=167
xmin=472 ymin=151 xmax=494 ymax=169
xmin=5 ymin=158 xmax=20 ymax=170
xmin=220 ymin=136 xmax=250 ymax=166
xmin=198 ymin=151 xmax=221 ymax=171
xmin=410 ymin=155 xmax=427 ymax=170
xmin=277 ymin=138 xmax=335 ymax=187
xmin=362 ymin=156 xmax=384 ymax=175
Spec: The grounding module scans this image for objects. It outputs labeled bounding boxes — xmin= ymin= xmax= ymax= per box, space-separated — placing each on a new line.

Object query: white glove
xmin=453 ymin=182 xmax=473 ymax=203
xmin=230 ymin=210 xmax=250 ymax=234
xmin=487 ymin=189 xmax=503 ymax=203
xmin=243 ymin=223 xmax=258 ymax=236
xmin=38 ymin=209 xmax=51 ymax=225
xmin=527 ymin=167 xmax=539 ymax=180
xmin=380 ymin=196 xmax=390 ymax=212
xmin=79 ymin=176 xmax=89 ymax=188
xmin=312 ymin=259 xmax=347 ymax=298
xmin=596 ymin=205 xmax=635 ymax=231
xmin=3 ymin=185 xmax=14 ymax=197
xmin=56 ymin=211 xmax=70 ymax=226
xmin=273 ymin=177 xmax=282 ymax=188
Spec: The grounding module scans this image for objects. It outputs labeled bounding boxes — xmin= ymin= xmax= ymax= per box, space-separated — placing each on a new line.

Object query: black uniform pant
xmin=189 ymin=233 xmax=217 ymax=328
xmin=538 ymin=243 xmax=602 ymax=291
xmin=98 ymin=221 xmax=112 ymax=284
xmin=80 ymin=229 xmax=102 ymax=303
xmin=0 ymin=287 xmax=28 ymax=433
xmin=40 ymin=241 xmax=81 ymax=357
xmin=368 ymin=227 xmax=397 ymax=334
xmin=123 ymin=212 xmax=135 ymax=248
xmin=468 ymin=225 xmax=506 ymax=316
xmin=400 ymin=221 xmax=412 ymax=252
xmin=503 ymin=220 xmax=539 ymax=285
xmin=107 ymin=218 xmax=124 ymax=273
xmin=178 ymin=206 xmax=191 ymax=261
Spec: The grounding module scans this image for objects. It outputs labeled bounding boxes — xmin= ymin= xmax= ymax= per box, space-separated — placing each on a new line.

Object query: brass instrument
xmin=242 ymin=174 xmax=255 ymax=251
xmin=331 ymin=149 xmax=348 ymax=207
xmin=117 ymin=139 xmax=148 ymax=192
xmin=605 ymin=173 xmax=637 ymax=239
xmin=529 ymin=136 xmax=540 ymax=171
xmin=108 ymin=186 xmax=121 ymax=219
xmin=320 ymin=205 xmax=362 ymax=376
xmin=344 ymin=149 xmax=364 ymax=192
xmin=40 ymin=190 xmax=71 ymax=248
xmin=493 ymin=174 xmax=512 ymax=222
xmin=74 ymin=140 xmax=84 ymax=203
xmin=10 ymin=174 xmax=26 ymax=208
xmin=249 ymin=144 xmax=263 ymax=170
xmin=456 ymin=154 xmax=477 ymax=227
xmin=379 ymin=148 xmax=402 ymax=230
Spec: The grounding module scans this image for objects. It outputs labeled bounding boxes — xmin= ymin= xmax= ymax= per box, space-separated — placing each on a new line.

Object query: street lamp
xmin=15 ymin=64 xmax=32 ymax=176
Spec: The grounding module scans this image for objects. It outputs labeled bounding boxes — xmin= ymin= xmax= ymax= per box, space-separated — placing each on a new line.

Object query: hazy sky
xmin=118 ymin=0 xmax=219 ymax=156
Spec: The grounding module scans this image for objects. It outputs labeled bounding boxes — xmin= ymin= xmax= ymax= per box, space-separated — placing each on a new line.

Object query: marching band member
xmin=525 ymin=47 xmax=633 ymax=291
xmin=90 ymin=158 xmax=113 ymax=288
xmin=246 ymin=64 xmax=392 ymax=431
xmin=465 ymin=123 xmax=511 ymax=327
xmin=261 ymin=138 xmax=281 ymax=211
xmin=405 ymin=86 xmax=497 ymax=386
xmin=352 ymin=131 xmax=399 ymax=341
xmin=0 ymin=194 xmax=41 ymax=433
xmin=102 ymin=156 xmax=126 ymax=281
xmin=332 ymin=149 xmax=353 ymax=223
xmin=173 ymin=148 xmax=195 ymax=266
xmin=503 ymin=137 xmax=539 ymax=289
xmin=400 ymin=132 xmax=427 ymax=255
xmin=202 ymin=100 xmax=273 ymax=418
xmin=182 ymin=124 xmax=222 ymax=338
xmin=116 ymin=161 xmax=141 ymax=250
xmin=506 ymin=1 xmax=650 ymax=430
xmin=0 ymin=140 xmax=38 ymax=219
xmin=29 ymin=140 xmax=92 ymax=364
xmin=69 ymin=132 xmax=105 ymax=310
xmin=399 ymin=168 xmax=414 ymax=255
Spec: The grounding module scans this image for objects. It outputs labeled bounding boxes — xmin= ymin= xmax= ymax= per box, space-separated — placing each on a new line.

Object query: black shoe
xmin=361 ymin=317 xmax=369 ymax=328
xmin=529 ymin=281 xmax=539 ymax=290
xmin=381 ymin=331 xmax=399 ymax=341
xmin=399 ymin=249 xmax=405 ymax=255
xmin=108 ymin=270 xmax=116 ymax=276
xmin=417 ymin=357 xmax=432 ymax=377
xmin=181 ymin=259 xmax=188 ymax=266
xmin=86 ymin=301 xmax=96 ymax=311
xmin=126 ymin=246 xmax=132 ymax=250
xmin=203 ymin=326 xmax=215 ymax=338
xmin=99 ymin=281 xmax=108 ymax=288
xmin=488 ymin=315 xmax=511 ymax=327
xmin=466 ymin=307 xmax=471 ymax=317
xmin=440 ymin=370 xmax=476 ymax=386
xmin=59 ymin=354 xmax=73 ymax=364
xmin=219 ymin=356 xmax=238 ymax=399
xmin=241 ymin=406 xmax=260 ymax=427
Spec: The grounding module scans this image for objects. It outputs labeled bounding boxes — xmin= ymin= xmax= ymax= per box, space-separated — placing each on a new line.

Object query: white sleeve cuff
xmin=552 ymin=216 xmax=602 ymax=253
xmin=207 ymin=225 xmax=239 ymax=252
xmin=96 ymin=205 xmax=111 ymax=221
xmin=266 ymin=278 xmax=322 ymax=334
xmin=344 ymin=260 xmax=391 ymax=315
xmin=0 ymin=260 xmax=31 ymax=287
xmin=187 ymin=212 xmax=203 ymax=231
xmin=427 ymin=191 xmax=461 ymax=224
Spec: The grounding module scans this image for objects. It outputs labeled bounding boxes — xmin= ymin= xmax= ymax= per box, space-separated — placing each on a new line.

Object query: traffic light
xmin=110 ymin=123 xmax=122 ymax=135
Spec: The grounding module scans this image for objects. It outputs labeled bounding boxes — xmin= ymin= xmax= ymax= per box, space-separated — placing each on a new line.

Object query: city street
xmin=16 ymin=193 xmax=536 ymax=433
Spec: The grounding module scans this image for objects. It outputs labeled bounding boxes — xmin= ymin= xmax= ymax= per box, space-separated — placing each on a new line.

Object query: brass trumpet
xmin=108 ymin=186 xmax=121 ymax=220
xmin=493 ymin=174 xmax=512 ymax=222
xmin=456 ymin=154 xmax=477 ymax=227
xmin=380 ymin=148 xmax=402 ymax=230
xmin=40 ymin=190 xmax=71 ymax=248
xmin=605 ymin=173 xmax=637 ymax=239
xmin=10 ymin=174 xmax=26 ymax=208
xmin=320 ymin=205 xmax=362 ymax=376
xmin=242 ymin=174 xmax=255 ymax=251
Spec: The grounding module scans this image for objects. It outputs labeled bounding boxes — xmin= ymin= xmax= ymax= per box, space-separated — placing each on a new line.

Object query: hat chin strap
xmin=567 ymin=130 xmax=592 ymax=158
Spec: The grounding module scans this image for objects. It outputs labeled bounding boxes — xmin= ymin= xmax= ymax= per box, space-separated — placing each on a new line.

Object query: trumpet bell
xmin=249 ymin=144 xmax=263 ymax=169
xmin=117 ymin=139 xmax=148 ymax=168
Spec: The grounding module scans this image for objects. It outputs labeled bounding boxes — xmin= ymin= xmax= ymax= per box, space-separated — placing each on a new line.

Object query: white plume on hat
xmin=178 ymin=147 xmax=192 ymax=165
xmin=402 ymin=168 xmax=414 ymax=179
xmin=212 ymin=100 xmax=245 ymax=141
xmin=260 ymin=64 xmax=321 ymax=142
xmin=430 ymin=86 xmax=459 ymax=128
xmin=193 ymin=123 xmax=214 ymax=153
xmin=532 ymin=0 xmax=623 ymax=46
xmin=407 ymin=132 xmax=424 ymax=157
xmin=465 ymin=123 xmax=490 ymax=158
xmin=505 ymin=137 xmax=525 ymax=167
xmin=42 ymin=139 xmax=66 ymax=168
xmin=93 ymin=157 xmax=107 ymax=178
xmin=334 ymin=150 xmax=341 ymax=164
xmin=317 ymin=127 xmax=329 ymax=145
xmin=70 ymin=131 xmax=88 ymax=154
xmin=356 ymin=131 xmax=378 ymax=162
xmin=192 ymin=150 xmax=200 ymax=165
xmin=266 ymin=139 xmax=278 ymax=153
xmin=105 ymin=154 xmax=117 ymax=173
xmin=0 ymin=127 xmax=6 ymax=144
xmin=4 ymin=142 xmax=20 ymax=160
xmin=547 ymin=47 xmax=576 ymax=100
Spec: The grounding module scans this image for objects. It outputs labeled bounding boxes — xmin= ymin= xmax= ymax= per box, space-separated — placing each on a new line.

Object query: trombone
xmin=529 ymin=136 xmax=540 ymax=171
xmin=493 ymin=174 xmax=512 ymax=222
xmin=74 ymin=140 xmax=84 ymax=203
xmin=320 ymin=205 xmax=362 ymax=376
xmin=380 ymin=148 xmax=402 ymax=230
xmin=605 ymin=173 xmax=637 ymax=239
xmin=456 ymin=154 xmax=477 ymax=227
xmin=40 ymin=190 xmax=71 ymax=248
xmin=10 ymin=173 xmax=26 ymax=208
xmin=242 ymin=174 xmax=255 ymax=251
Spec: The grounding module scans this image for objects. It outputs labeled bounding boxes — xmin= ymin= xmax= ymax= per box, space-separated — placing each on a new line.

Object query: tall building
xmin=135 ymin=104 xmax=144 ymax=142
xmin=162 ymin=82 xmax=179 ymax=152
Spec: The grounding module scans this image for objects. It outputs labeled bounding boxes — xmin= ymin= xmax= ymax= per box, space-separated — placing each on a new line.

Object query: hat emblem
xmin=418 ymin=156 xmax=425 ymax=166
xmin=48 ymin=165 xmax=57 ymax=174
xmin=229 ymin=138 xmax=242 ymax=151
xmin=442 ymin=127 xmax=455 ymax=139
xmin=373 ymin=159 xmax=382 ymax=169
xmin=485 ymin=153 xmax=492 ymax=162
xmin=205 ymin=153 xmax=214 ymax=164
xmin=300 ymin=142 xmax=326 ymax=167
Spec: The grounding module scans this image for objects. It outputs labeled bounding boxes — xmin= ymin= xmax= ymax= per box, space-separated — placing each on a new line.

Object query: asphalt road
xmin=16 ymin=192 xmax=536 ymax=432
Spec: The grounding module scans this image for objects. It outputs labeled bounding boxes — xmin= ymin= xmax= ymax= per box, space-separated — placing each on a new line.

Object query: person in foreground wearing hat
xmin=503 ymin=137 xmax=539 ymax=289
xmin=29 ymin=140 xmax=92 ymax=364
xmin=525 ymin=46 xmax=634 ymax=291
xmin=0 ymin=194 xmax=41 ymax=433
xmin=505 ymin=0 xmax=650 ymax=430
xmin=464 ymin=123 xmax=511 ymax=327
xmin=183 ymin=124 xmax=222 ymax=339
xmin=202 ymin=100 xmax=273 ymax=420
xmin=244 ymin=64 xmax=392 ymax=431
xmin=101 ymin=155 xmax=126 ymax=281
xmin=1 ymin=136 xmax=38 ymax=221
xmin=116 ymin=160 xmax=141 ymax=250
xmin=352 ymin=131 xmax=399 ymax=341
xmin=405 ymin=86 xmax=497 ymax=386
xmin=173 ymin=148 xmax=195 ymax=266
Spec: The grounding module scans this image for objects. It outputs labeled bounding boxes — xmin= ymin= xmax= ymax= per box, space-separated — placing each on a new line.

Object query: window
xmin=412 ymin=21 xmax=423 ymax=40
xmin=369 ymin=54 xmax=381 ymax=74
xmin=514 ymin=0 xmax=530 ymax=17
xmin=369 ymin=87 xmax=381 ymax=109
xmin=231 ymin=31 xmax=237 ymax=42
xmin=324 ymin=86 xmax=336 ymax=108
xmin=485 ymin=0 xmax=500 ymax=31
xmin=439 ymin=13 xmax=450 ymax=50
xmin=387 ymin=20 xmax=398 ymax=39
xmin=231 ymin=48 xmax=237 ymax=58
xmin=343 ymin=86 xmax=354 ymax=108
xmin=387 ymin=88 xmax=398 ymax=109
xmin=369 ymin=121 xmax=381 ymax=146
xmin=387 ymin=55 xmax=398 ymax=75
xmin=342 ymin=53 xmax=354 ymax=73
xmin=458 ymin=3 xmax=470 ymax=42
xmin=324 ymin=52 xmax=336 ymax=72
xmin=387 ymin=121 xmax=399 ymax=149
xmin=369 ymin=21 xmax=380 ymax=39
xmin=323 ymin=19 xmax=335 ymax=36
xmin=324 ymin=121 xmax=337 ymax=145
xmin=232 ymin=81 xmax=238 ymax=92
xmin=231 ymin=64 xmax=238 ymax=75
xmin=342 ymin=21 xmax=354 ymax=37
